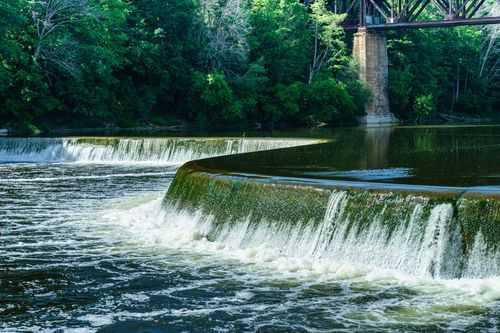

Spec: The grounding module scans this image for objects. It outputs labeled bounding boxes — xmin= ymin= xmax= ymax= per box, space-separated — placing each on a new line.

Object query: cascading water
xmin=161 ymin=189 xmax=500 ymax=281
xmin=2 ymin=135 xmax=334 ymax=332
xmin=3 ymin=130 xmax=500 ymax=332
xmin=0 ymin=137 xmax=318 ymax=164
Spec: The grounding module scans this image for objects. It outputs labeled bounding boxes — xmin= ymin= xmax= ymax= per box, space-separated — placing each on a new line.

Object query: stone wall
xmin=353 ymin=28 xmax=398 ymax=125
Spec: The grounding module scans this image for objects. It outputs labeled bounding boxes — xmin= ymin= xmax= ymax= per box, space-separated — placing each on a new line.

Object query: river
xmin=1 ymin=133 xmax=500 ymax=332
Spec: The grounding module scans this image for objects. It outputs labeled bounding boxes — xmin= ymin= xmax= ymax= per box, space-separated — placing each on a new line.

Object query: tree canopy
xmin=0 ymin=0 xmax=498 ymax=132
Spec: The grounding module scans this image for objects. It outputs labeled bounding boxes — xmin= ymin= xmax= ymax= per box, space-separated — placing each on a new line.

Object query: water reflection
xmin=193 ymin=125 xmax=500 ymax=187
xmin=363 ymin=126 xmax=394 ymax=169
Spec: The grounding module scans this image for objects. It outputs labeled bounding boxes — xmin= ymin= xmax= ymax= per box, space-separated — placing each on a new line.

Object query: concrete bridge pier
xmin=353 ymin=28 xmax=398 ymax=125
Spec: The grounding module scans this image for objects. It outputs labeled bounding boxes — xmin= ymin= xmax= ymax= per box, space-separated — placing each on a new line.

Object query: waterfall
xmin=165 ymin=166 xmax=500 ymax=280
xmin=464 ymin=232 xmax=500 ymax=278
xmin=0 ymin=137 xmax=318 ymax=164
xmin=195 ymin=196 xmax=458 ymax=278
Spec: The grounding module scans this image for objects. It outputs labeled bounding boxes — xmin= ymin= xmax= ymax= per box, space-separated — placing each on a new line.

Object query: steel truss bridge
xmin=316 ymin=0 xmax=500 ymax=30
xmin=304 ymin=0 xmax=500 ymax=124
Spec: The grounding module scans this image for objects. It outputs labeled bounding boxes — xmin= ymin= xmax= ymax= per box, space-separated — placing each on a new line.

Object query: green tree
xmin=303 ymin=78 xmax=356 ymax=125
xmin=249 ymin=0 xmax=310 ymax=85
xmin=192 ymin=71 xmax=241 ymax=127
xmin=414 ymin=94 xmax=436 ymax=123
xmin=388 ymin=26 xmax=491 ymax=120
xmin=308 ymin=0 xmax=346 ymax=84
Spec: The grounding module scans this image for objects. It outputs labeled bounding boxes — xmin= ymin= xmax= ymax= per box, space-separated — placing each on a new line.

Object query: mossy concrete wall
xmin=166 ymin=159 xmax=500 ymax=262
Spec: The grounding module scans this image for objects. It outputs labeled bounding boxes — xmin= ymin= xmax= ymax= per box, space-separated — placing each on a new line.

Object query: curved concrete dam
xmin=165 ymin=126 xmax=500 ymax=281
xmin=3 ymin=129 xmax=500 ymax=332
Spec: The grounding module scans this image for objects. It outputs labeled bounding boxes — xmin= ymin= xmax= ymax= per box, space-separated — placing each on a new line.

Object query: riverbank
xmin=5 ymin=111 xmax=500 ymax=138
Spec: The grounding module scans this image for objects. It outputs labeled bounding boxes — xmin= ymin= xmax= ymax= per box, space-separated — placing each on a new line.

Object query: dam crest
xmin=162 ymin=126 xmax=500 ymax=281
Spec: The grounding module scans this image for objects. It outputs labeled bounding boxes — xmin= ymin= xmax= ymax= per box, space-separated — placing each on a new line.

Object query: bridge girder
xmin=314 ymin=0 xmax=500 ymax=30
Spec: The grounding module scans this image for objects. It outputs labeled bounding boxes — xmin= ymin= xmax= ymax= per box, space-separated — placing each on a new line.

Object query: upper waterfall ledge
xmin=0 ymin=137 xmax=325 ymax=164
xmin=165 ymin=160 xmax=500 ymax=279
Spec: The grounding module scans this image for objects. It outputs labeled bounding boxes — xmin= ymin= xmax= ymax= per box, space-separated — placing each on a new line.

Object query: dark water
xmin=1 ymin=132 xmax=500 ymax=332
xmin=191 ymin=125 xmax=500 ymax=188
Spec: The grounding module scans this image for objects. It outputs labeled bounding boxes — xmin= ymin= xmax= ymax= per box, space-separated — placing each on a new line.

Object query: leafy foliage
xmin=0 ymin=0 xmax=496 ymax=132
xmin=388 ymin=26 xmax=498 ymax=120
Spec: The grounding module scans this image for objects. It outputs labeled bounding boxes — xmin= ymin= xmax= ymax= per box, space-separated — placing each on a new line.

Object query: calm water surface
xmin=1 ymin=131 xmax=500 ymax=332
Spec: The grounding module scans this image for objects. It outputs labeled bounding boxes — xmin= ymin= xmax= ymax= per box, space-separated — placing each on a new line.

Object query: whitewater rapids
xmin=1 ymin=136 xmax=500 ymax=332
xmin=0 ymin=137 xmax=318 ymax=164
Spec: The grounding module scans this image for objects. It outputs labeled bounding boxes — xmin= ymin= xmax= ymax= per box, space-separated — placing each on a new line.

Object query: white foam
xmin=0 ymin=171 xmax=175 ymax=183
xmin=77 ymin=314 xmax=114 ymax=327
xmin=0 ymin=137 xmax=319 ymax=164
xmin=96 ymin=192 xmax=500 ymax=306
xmin=122 ymin=293 xmax=150 ymax=303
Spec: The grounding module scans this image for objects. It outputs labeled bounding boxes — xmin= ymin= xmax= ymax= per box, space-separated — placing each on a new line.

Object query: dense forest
xmin=0 ymin=0 xmax=499 ymax=133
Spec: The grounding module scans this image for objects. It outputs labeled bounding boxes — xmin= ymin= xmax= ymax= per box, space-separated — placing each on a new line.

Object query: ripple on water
xmin=1 ymin=162 xmax=500 ymax=333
